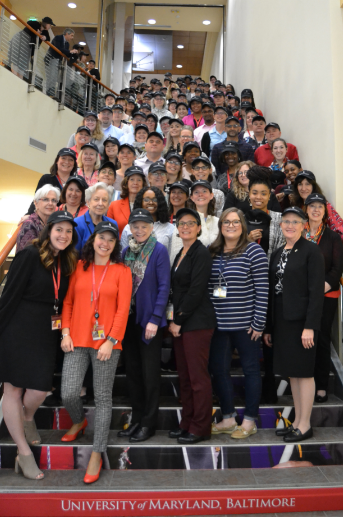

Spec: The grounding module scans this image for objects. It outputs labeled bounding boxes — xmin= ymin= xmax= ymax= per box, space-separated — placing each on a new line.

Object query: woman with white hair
xmin=74 ymin=183 xmax=117 ymax=253
xmin=151 ymin=92 xmax=173 ymax=121
xmin=16 ymin=185 xmax=60 ymax=254
xmin=77 ymin=143 xmax=101 ymax=187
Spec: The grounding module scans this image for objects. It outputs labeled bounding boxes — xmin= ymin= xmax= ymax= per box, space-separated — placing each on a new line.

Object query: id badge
xmin=51 ymin=314 xmax=62 ymax=330
xmin=166 ymin=302 xmax=174 ymax=320
xmin=213 ymin=285 xmax=227 ymax=298
xmin=92 ymin=324 xmax=105 ymax=341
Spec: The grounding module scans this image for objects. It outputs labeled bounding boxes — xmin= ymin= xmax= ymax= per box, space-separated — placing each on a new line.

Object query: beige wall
xmin=225 ymin=0 xmax=343 ymax=215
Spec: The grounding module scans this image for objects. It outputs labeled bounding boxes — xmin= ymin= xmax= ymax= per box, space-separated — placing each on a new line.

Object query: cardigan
xmin=267 ymin=237 xmax=325 ymax=332
xmin=208 ymin=242 xmax=269 ymax=332
xmin=61 ymin=261 xmax=132 ymax=350
xmin=107 ymin=197 xmax=130 ymax=237
xmin=74 ymin=211 xmax=118 ymax=253
xmin=16 ymin=213 xmax=44 ymax=254
xmin=123 ymin=242 xmax=170 ymax=344
xmin=171 ymin=240 xmax=216 ymax=332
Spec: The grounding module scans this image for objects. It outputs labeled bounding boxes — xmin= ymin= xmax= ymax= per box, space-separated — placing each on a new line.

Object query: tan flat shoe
xmin=231 ymin=424 xmax=257 ymax=439
xmin=211 ymin=423 xmax=238 ymax=435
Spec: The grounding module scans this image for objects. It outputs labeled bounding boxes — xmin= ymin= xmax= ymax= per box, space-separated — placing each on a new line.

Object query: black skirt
xmin=273 ymin=295 xmax=317 ymax=378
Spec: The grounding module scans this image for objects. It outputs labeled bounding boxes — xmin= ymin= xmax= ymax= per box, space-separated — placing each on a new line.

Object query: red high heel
xmin=61 ymin=419 xmax=88 ymax=442
xmin=84 ymin=459 xmax=102 ymax=484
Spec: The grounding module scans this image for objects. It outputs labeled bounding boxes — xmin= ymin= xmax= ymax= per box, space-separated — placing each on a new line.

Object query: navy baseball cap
xmin=190 ymin=179 xmax=212 ymax=193
xmin=282 ymin=206 xmax=307 ymax=220
xmin=94 ymin=221 xmax=119 ymax=238
xmin=47 ymin=211 xmax=77 ymax=227
xmin=304 ymin=193 xmax=326 ymax=206
xmin=124 ymin=166 xmax=145 ymax=178
xmin=128 ymin=208 xmax=154 ymax=225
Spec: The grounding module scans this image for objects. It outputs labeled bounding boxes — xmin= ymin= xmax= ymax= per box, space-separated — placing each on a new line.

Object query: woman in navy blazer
xmin=74 ymin=183 xmax=118 ymax=253
xmin=119 ymin=209 xmax=170 ymax=443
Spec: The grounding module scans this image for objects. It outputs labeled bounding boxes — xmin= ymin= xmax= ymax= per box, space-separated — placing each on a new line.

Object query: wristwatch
xmin=107 ymin=336 xmax=118 ymax=346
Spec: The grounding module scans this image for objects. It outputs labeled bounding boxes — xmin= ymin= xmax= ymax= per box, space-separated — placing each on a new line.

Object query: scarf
xmin=124 ymin=232 xmax=157 ymax=303
xmin=304 ymin=221 xmax=325 ymax=243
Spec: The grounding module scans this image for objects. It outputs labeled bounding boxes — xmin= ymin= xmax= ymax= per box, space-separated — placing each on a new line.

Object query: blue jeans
xmin=209 ymin=328 xmax=262 ymax=421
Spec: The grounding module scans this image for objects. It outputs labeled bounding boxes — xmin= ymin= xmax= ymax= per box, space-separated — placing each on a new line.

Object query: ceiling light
xmin=148 ymin=19 xmax=156 ymax=24
xmin=79 ymin=41 xmax=86 ymax=45
xmin=176 ymin=65 xmax=182 ymax=68
xmin=10 ymin=15 xmax=16 ymax=20
xmin=202 ymin=20 xmax=211 ymax=25
xmin=177 ymin=45 xmax=184 ymax=49
xmin=68 ymin=3 xmax=77 ymax=8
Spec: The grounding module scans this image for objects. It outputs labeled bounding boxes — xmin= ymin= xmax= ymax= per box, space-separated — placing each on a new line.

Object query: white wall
xmin=225 ymin=0 xmax=343 ymax=213
xmin=209 ymin=25 xmax=224 ymax=82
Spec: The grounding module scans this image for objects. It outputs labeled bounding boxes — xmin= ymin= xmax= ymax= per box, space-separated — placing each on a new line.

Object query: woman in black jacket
xmin=303 ymin=193 xmax=343 ymax=402
xmin=264 ymin=206 xmax=325 ymax=443
xmin=169 ymin=208 xmax=216 ymax=444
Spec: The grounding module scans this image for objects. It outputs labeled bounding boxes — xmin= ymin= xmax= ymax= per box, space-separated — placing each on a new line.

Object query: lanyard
xmin=218 ymin=254 xmax=229 ymax=287
xmin=56 ymin=174 xmax=65 ymax=189
xmin=52 ymin=257 xmax=61 ymax=312
xmin=92 ymin=260 xmax=110 ymax=321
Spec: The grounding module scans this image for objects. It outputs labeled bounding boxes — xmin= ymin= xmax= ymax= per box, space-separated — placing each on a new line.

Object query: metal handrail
xmin=0 ymin=226 xmax=20 ymax=268
xmin=0 ymin=0 xmax=118 ymax=96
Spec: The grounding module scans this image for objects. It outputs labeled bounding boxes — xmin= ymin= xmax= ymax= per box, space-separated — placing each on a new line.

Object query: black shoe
xmin=161 ymin=360 xmax=177 ymax=373
xmin=177 ymin=432 xmax=211 ymax=444
xmin=315 ymin=393 xmax=328 ymax=403
xmin=117 ymin=423 xmax=140 ymax=438
xmin=275 ymin=424 xmax=294 ymax=436
xmin=129 ymin=426 xmax=155 ymax=443
xmin=283 ymin=427 xmax=313 ymax=443
xmin=169 ymin=428 xmax=188 ymax=439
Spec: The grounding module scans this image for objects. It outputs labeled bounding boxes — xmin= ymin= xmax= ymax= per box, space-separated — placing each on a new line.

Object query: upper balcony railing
xmin=0 ymin=1 xmax=118 ymax=115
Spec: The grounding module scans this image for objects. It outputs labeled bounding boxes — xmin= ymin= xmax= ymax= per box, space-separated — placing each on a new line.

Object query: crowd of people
xmin=1 ymin=69 xmax=343 ymax=485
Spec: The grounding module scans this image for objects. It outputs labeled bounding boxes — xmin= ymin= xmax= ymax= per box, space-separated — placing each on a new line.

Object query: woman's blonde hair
xmin=231 ymin=160 xmax=255 ymax=201
xmin=88 ymin=118 xmax=104 ymax=141
xmin=77 ymin=148 xmax=101 ymax=170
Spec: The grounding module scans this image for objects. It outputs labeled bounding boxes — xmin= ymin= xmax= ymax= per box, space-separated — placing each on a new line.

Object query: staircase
xmin=0 ymin=343 xmax=343 ymax=516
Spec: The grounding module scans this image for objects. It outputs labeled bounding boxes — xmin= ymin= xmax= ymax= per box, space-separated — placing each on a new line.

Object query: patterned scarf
xmin=124 ymin=232 xmax=157 ymax=303
xmin=304 ymin=221 xmax=324 ymax=243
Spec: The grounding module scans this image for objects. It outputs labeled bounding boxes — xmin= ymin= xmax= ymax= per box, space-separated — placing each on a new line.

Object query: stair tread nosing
xmin=1 ymin=428 xmax=343 ymax=447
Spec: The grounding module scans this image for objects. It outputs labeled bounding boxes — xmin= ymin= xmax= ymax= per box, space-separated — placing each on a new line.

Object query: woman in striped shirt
xmin=208 ymin=208 xmax=269 ymax=439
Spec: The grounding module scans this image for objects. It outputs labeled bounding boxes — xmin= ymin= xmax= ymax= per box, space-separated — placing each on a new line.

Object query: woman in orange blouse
xmin=60 ymin=221 xmax=132 ymax=484
xmin=107 ymin=166 xmax=147 ymax=236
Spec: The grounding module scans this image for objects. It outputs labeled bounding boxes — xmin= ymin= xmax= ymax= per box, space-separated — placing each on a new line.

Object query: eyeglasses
xmin=226 ymin=124 xmax=240 ymax=129
xmin=40 ymin=198 xmax=58 ymax=204
xmin=222 ymin=220 xmax=241 ymax=227
xmin=281 ymin=220 xmax=303 ymax=226
xmin=238 ymin=171 xmax=247 ymax=177
xmin=150 ymin=172 xmax=166 ymax=177
xmin=143 ymin=197 xmax=158 ymax=203
xmin=167 ymin=160 xmax=180 ymax=166
xmin=181 ymin=135 xmax=192 ymax=140
xmin=177 ymin=221 xmax=197 ymax=228
xmin=193 ymin=166 xmax=210 ymax=171
xmin=100 ymin=170 xmax=114 ymax=176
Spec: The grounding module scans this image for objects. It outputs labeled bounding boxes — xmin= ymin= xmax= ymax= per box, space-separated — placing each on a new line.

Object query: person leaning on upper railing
xmin=8 ymin=21 xmax=42 ymax=80
xmin=16 ymin=185 xmax=60 ymax=254
xmin=44 ymin=28 xmax=78 ymax=98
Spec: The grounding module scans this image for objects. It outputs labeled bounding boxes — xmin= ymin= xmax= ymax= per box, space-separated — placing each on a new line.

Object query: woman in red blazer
xmin=107 ymin=166 xmax=147 ymax=236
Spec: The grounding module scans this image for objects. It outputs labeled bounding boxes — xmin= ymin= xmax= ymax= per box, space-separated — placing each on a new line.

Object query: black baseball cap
xmin=182 ymin=141 xmax=200 ymax=155
xmin=190 ymin=179 xmax=212 ymax=193
xmin=104 ymin=93 xmax=116 ymax=99
xmin=282 ymin=206 xmax=307 ymax=220
xmin=294 ymin=170 xmax=316 ymax=183
xmin=213 ymin=91 xmax=225 ymax=97
xmin=202 ymin=102 xmax=215 ymax=110
xmin=84 ymin=110 xmax=97 ymax=119
xmin=169 ymin=118 xmax=184 ymax=126
xmin=143 ymin=93 xmax=152 ymax=99
xmin=118 ymin=143 xmax=136 ymax=154
xmin=169 ymin=181 xmax=189 ymax=195
xmin=252 ymin=115 xmax=266 ymax=124
xmin=81 ymin=142 xmax=99 ymax=153
xmin=128 ymin=208 xmax=154 ymax=225
xmin=124 ymin=166 xmax=145 ymax=179
xmin=65 ymin=175 xmax=88 ymax=190
xmin=225 ymin=116 xmax=240 ymax=124
xmin=189 ymin=96 xmax=203 ymax=106
xmin=280 ymin=185 xmax=293 ymax=196
xmin=214 ymin=106 xmax=228 ymax=114
xmin=140 ymin=103 xmax=151 ymax=111
xmin=103 ymin=136 xmax=120 ymax=147
xmin=165 ymin=152 xmax=183 ymax=165
xmin=153 ymin=91 xmax=164 ymax=98
xmin=99 ymin=106 xmax=113 ymax=113
xmin=132 ymin=111 xmax=147 ymax=120
xmin=241 ymin=88 xmax=253 ymax=97
xmin=176 ymin=102 xmax=188 ymax=109
xmin=192 ymin=157 xmax=211 ymax=168
xmin=148 ymin=163 xmax=167 ymax=174
xmin=58 ymin=148 xmax=77 ymax=159
xmin=76 ymin=125 xmax=91 ymax=135
xmin=165 ymin=72 xmax=172 ymax=77
xmin=99 ymin=161 xmax=117 ymax=174
xmin=112 ymin=104 xmax=123 ymax=112
xmin=42 ymin=16 xmax=56 ymax=26
xmin=177 ymin=93 xmax=187 ymax=99
xmin=220 ymin=142 xmax=240 ymax=158
xmin=135 ymin=123 xmax=149 ymax=133
xmin=265 ymin=122 xmax=281 ymax=131
xmin=146 ymin=113 xmax=158 ymax=123
xmin=160 ymin=115 xmax=172 ymax=124
xmin=47 ymin=211 xmax=77 ymax=227
xmin=304 ymin=193 xmax=327 ymax=206
xmin=94 ymin=221 xmax=119 ymax=238
xmin=176 ymin=208 xmax=201 ymax=225
xmin=168 ymin=99 xmax=177 ymax=105
xmin=147 ymin=131 xmax=164 ymax=142
xmin=240 ymin=101 xmax=253 ymax=109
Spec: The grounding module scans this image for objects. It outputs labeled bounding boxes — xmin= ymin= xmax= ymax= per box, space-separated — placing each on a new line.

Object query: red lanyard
xmin=92 ymin=260 xmax=110 ymax=321
xmin=56 ymin=174 xmax=65 ymax=189
xmin=52 ymin=257 xmax=61 ymax=311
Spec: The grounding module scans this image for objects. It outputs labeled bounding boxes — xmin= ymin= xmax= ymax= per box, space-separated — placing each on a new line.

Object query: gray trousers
xmin=61 ymin=347 xmax=120 ymax=452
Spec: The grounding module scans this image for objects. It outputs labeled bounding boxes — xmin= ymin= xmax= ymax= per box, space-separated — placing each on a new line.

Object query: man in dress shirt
xmin=194 ymin=103 xmax=215 ymax=146
xmin=119 ymin=111 xmax=147 ymax=145
xmin=44 ymin=28 xmax=78 ymax=97
xmin=98 ymin=106 xmax=124 ymax=139
xmin=135 ymin=132 xmax=165 ymax=176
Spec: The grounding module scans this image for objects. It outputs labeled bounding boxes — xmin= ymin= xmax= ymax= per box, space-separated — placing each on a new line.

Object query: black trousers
xmin=123 ymin=313 xmax=162 ymax=428
xmin=315 ymin=297 xmax=338 ymax=391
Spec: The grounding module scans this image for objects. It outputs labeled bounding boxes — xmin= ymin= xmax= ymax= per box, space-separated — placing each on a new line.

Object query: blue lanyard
xmin=218 ymin=254 xmax=229 ymax=286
